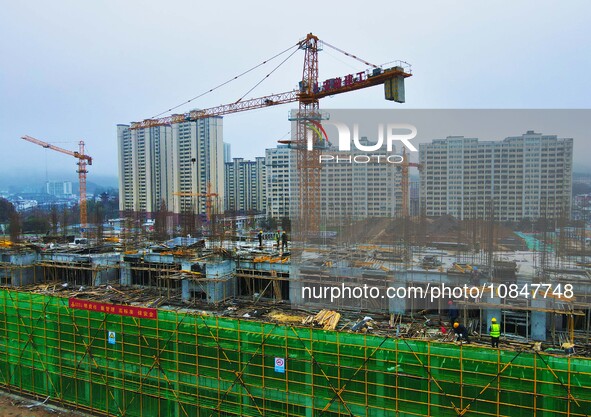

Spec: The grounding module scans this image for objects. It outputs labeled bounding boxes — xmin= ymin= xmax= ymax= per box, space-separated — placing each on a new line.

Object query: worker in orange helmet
xmin=453 ymin=322 xmax=470 ymax=343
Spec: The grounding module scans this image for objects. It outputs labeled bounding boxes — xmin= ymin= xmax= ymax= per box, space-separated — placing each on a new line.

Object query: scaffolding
xmin=0 ymin=262 xmax=36 ymax=286
xmin=0 ymin=289 xmax=591 ymax=416
xmin=38 ymin=259 xmax=120 ymax=286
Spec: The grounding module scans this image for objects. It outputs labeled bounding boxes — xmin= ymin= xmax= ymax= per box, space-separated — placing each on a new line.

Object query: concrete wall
xmin=181 ymin=258 xmax=235 ymax=303
xmin=2 ymin=251 xmax=38 ymax=286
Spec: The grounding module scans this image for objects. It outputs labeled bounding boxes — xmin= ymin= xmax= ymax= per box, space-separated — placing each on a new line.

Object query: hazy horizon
xmin=3 ymin=107 xmax=591 ymax=191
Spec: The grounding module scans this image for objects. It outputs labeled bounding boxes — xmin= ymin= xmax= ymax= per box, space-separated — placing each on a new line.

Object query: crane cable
xmin=321 ymin=40 xmax=378 ymax=68
xmin=234 ymin=46 xmax=300 ymax=104
xmin=151 ymin=42 xmax=300 ymax=118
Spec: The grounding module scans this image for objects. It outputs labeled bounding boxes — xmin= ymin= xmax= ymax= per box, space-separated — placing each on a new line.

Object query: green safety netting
xmin=0 ymin=289 xmax=590 ymax=416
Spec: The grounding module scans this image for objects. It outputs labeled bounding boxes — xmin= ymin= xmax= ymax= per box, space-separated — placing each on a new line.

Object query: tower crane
xmin=131 ymin=33 xmax=412 ymax=236
xmin=21 ymin=135 xmax=92 ymax=235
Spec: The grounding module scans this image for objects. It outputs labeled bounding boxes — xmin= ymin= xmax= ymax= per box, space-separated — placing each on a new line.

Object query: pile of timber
xmin=302 ymin=309 xmax=341 ymax=330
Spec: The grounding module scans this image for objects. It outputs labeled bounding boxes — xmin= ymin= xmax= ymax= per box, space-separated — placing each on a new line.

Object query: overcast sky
xmin=1 ymin=0 xmax=590 ymax=184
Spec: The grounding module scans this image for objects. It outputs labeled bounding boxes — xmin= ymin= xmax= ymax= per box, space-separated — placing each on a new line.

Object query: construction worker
xmin=281 ymin=231 xmax=288 ymax=251
xmin=453 ymin=322 xmax=470 ymax=343
xmin=275 ymin=230 xmax=281 ymax=249
xmin=258 ymin=230 xmax=263 ymax=249
xmin=489 ymin=317 xmax=501 ymax=348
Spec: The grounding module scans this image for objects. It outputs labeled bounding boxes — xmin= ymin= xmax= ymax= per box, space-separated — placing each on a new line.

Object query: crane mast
xmin=21 ymin=135 xmax=93 ymax=236
xmin=294 ymin=33 xmax=321 ymax=236
xmin=77 ymin=140 xmax=90 ymax=234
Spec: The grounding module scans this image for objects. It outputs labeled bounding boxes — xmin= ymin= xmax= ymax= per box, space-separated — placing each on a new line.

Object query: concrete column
xmin=530 ymin=298 xmax=547 ymax=341
xmin=120 ymin=262 xmax=132 ymax=286
xmin=182 ymin=279 xmax=190 ymax=302
xmin=289 ymin=264 xmax=303 ymax=307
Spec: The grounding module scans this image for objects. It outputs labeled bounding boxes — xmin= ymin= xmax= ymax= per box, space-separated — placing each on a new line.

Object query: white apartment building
xmin=225 ymin=157 xmax=266 ymax=213
xmin=223 ymin=142 xmax=232 ymax=163
xmin=171 ymin=118 xmax=224 ymax=216
xmin=419 ymin=132 xmax=573 ymax=221
xmin=46 ymin=181 xmax=73 ymax=197
xmin=318 ymin=138 xmax=403 ymax=221
xmin=265 ymin=145 xmax=292 ymax=219
xmin=117 ymin=117 xmax=224 ymax=219
xmin=266 ymin=139 xmax=403 ymax=221
xmin=117 ymin=124 xmax=171 ymax=215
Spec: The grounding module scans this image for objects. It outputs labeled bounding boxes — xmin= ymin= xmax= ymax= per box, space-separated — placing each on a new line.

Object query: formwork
xmin=1 ymin=288 xmax=591 ymax=416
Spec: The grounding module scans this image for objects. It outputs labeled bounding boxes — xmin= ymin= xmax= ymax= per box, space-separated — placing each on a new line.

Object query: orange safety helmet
xmin=453 ymin=322 xmax=459 ymax=328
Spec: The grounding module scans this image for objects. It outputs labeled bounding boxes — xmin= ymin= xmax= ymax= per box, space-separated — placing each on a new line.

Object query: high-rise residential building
xmin=317 ymin=138 xmax=403 ymax=221
xmin=225 ymin=157 xmax=266 ymax=213
xmin=171 ymin=119 xmax=224 ymax=216
xmin=46 ymin=181 xmax=73 ymax=197
xmin=117 ymin=117 xmax=224 ymax=219
xmin=265 ymin=139 xmax=403 ymax=221
xmin=419 ymin=131 xmax=573 ymax=221
xmin=117 ymin=124 xmax=171 ymax=215
xmin=223 ymin=142 xmax=232 ymax=163
xmin=265 ymin=145 xmax=292 ymax=219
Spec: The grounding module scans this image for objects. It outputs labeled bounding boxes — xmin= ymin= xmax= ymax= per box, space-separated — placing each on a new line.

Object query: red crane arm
xmin=131 ymin=91 xmax=298 ymax=130
xmin=21 ymin=135 xmax=93 ymax=164
xmin=130 ymin=65 xmax=411 ymax=130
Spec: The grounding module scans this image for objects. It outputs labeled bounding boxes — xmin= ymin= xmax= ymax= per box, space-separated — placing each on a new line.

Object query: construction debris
xmin=268 ymin=310 xmax=305 ymax=325
xmin=351 ymin=316 xmax=374 ymax=332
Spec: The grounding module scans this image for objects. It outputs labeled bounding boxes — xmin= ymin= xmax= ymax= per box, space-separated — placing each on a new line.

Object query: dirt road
xmin=0 ymin=392 xmax=93 ymax=417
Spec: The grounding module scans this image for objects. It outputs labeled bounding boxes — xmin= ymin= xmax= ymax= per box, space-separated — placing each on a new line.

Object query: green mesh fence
xmin=0 ymin=289 xmax=590 ymax=416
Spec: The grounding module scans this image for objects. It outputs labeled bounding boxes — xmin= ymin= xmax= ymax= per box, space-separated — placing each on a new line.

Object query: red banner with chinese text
xmin=68 ymin=298 xmax=157 ymax=320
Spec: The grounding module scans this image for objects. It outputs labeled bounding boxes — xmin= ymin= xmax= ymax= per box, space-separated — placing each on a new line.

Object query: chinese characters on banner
xmin=68 ymin=298 xmax=157 ymax=320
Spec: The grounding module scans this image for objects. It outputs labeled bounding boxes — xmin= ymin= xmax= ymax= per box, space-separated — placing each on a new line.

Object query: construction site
xmin=1 ymin=208 xmax=591 ymax=416
xmin=2 ymin=33 xmax=591 ymax=417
